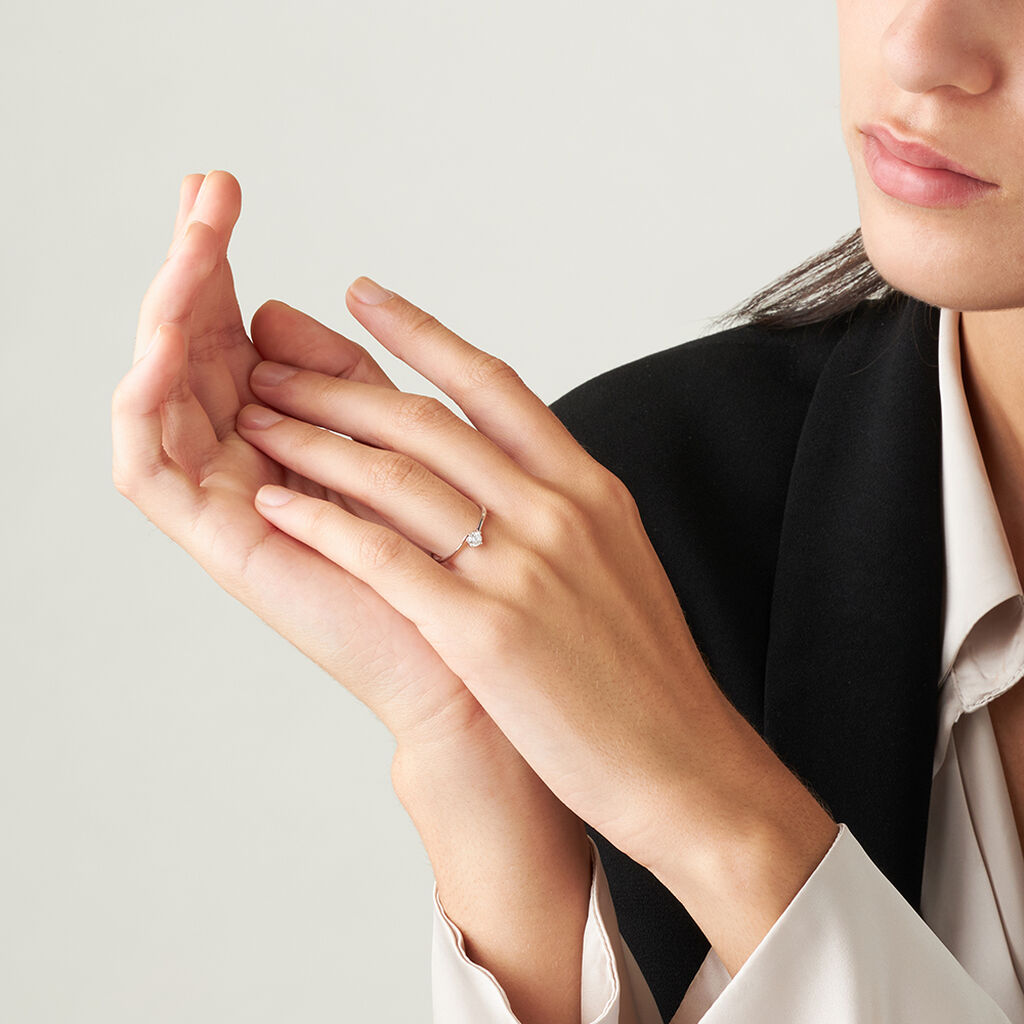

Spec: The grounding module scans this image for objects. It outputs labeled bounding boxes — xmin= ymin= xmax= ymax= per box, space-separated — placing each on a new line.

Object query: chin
xmin=858 ymin=201 xmax=1024 ymax=313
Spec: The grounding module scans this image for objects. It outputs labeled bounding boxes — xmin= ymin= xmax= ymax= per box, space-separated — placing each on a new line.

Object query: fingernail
xmin=251 ymin=361 xmax=300 ymax=387
xmin=349 ymin=276 xmax=394 ymax=305
xmin=238 ymin=404 xmax=284 ymax=429
xmin=256 ymin=484 xmax=295 ymax=506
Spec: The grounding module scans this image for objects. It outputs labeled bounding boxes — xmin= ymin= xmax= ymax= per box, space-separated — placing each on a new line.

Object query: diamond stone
xmin=466 ymin=530 xmax=483 ymax=548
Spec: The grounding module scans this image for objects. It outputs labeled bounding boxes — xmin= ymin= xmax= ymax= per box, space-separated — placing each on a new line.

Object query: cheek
xmin=836 ymin=1 xmax=893 ymax=128
xmin=837 ymin=21 xmax=877 ymax=161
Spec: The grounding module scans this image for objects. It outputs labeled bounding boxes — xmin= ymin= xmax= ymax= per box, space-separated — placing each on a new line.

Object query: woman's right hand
xmin=113 ymin=172 xmax=595 ymax=1024
xmin=111 ymin=170 xmax=500 ymax=760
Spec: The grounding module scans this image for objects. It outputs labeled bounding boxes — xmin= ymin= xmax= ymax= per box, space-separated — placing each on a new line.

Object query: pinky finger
xmin=111 ymin=322 xmax=201 ymax=518
xmin=252 ymin=485 xmax=470 ymax=631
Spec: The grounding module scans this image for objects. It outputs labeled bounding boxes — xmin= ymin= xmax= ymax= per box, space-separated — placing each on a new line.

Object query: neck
xmin=959 ymin=307 xmax=1024 ymax=581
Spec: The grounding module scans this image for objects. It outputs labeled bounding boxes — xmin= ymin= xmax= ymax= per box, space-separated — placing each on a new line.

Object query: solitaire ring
xmin=432 ymin=506 xmax=487 ymax=564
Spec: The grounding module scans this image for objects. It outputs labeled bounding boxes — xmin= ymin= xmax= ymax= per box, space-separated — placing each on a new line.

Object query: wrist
xmin=630 ymin=694 xmax=839 ymax=976
xmin=640 ymin=694 xmax=836 ymax=876
xmin=645 ymin=750 xmax=838 ymax=906
xmin=391 ymin=706 xmax=529 ymax=811
xmin=392 ymin=715 xmax=586 ymax=857
xmin=393 ymin=718 xmax=590 ymax=899
xmin=395 ymin=720 xmax=592 ymax=1024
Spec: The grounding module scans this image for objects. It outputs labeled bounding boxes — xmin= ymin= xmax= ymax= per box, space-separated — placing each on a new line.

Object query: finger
xmin=236 ymin=403 xmax=487 ymax=560
xmin=134 ymin=218 xmax=220 ymax=362
xmin=129 ymin=225 xmax=223 ymax=476
xmin=277 ymin=462 xmax=401 ymax=535
xmin=138 ymin=171 xmax=254 ymax=438
xmin=173 ymin=171 xmax=257 ymax=423
xmin=344 ymin=277 xmax=590 ymax=483
xmin=250 ymin=299 xmax=398 ymax=389
xmin=245 ymin=299 xmax=407 ymax=531
xmin=261 ymin=460 xmax=388 ymax=541
xmin=112 ymin=322 xmax=207 ymax=521
xmin=134 ymin=217 xmax=221 ymax=381
xmin=252 ymin=485 xmax=475 ymax=632
xmin=166 ymin=173 xmax=206 ymax=260
xmin=313 ymin=478 xmax=393 ymax=533
xmin=247 ymin=361 xmax=524 ymax=512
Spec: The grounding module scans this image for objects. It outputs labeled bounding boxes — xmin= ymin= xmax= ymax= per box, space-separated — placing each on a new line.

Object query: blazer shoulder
xmin=548 ymin=303 xmax=875 ymax=485
xmin=544 ymin=294 xmax=928 ymax=570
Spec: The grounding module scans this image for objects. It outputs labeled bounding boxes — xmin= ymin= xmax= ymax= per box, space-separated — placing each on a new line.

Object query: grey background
xmin=2 ymin=1 xmax=856 ymax=1020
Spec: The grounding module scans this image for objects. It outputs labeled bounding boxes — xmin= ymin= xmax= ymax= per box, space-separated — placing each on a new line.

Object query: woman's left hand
xmin=236 ymin=278 xmax=758 ymax=869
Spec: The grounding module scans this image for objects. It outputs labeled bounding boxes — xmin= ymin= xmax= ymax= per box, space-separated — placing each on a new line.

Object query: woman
xmin=110 ymin=1 xmax=1022 ymax=1021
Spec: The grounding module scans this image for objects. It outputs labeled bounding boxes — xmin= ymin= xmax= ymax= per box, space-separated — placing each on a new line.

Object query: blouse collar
xmin=936 ymin=306 xmax=1024 ymax=765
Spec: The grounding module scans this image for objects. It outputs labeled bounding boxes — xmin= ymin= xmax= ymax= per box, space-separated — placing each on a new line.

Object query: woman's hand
xmin=234 ymin=277 xmax=752 ymax=867
xmin=240 ymin=284 xmax=842 ymax=982
xmin=110 ymin=172 xmax=509 ymax=758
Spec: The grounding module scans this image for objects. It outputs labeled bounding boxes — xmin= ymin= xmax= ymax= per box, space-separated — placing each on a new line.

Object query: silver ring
xmin=432 ymin=506 xmax=487 ymax=564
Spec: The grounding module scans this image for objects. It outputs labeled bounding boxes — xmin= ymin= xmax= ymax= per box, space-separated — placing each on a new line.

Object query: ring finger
xmin=236 ymin=403 xmax=487 ymax=561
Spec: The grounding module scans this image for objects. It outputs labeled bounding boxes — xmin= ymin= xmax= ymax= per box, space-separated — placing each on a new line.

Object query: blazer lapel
xmin=762 ymin=294 xmax=945 ymax=912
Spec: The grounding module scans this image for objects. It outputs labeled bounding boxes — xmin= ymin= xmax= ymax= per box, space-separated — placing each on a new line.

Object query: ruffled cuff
xmin=430 ymin=836 xmax=627 ymax=1024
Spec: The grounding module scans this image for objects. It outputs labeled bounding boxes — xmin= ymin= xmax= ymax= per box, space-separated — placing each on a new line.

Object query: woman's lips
xmin=861 ymin=127 xmax=999 ymax=208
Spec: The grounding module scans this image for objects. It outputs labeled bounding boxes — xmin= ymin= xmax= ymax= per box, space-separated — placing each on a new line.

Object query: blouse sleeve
xmin=431 ymin=825 xmax=1013 ymax=1024
xmin=689 ymin=822 xmax=1013 ymax=1023
xmin=430 ymin=836 xmax=658 ymax=1024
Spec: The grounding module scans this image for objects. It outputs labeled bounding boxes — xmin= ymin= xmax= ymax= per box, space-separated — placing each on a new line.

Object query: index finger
xmin=343 ymin=277 xmax=593 ymax=484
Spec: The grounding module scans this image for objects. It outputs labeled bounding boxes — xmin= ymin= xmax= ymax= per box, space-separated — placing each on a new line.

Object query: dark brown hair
xmin=710 ymin=226 xmax=902 ymax=332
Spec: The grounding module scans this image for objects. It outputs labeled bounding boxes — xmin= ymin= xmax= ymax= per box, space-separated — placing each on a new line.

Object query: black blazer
xmin=548 ymin=292 xmax=945 ymax=1023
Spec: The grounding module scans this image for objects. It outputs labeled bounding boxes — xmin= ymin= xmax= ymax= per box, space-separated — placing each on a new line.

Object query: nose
xmin=881 ymin=0 xmax=998 ymax=96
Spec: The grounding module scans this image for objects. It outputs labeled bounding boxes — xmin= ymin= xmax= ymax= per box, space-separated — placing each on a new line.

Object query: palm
xmin=113 ymin=172 xmax=489 ymax=745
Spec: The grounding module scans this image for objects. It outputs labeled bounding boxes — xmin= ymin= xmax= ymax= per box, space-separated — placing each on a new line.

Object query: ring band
xmin=432 ymin=506 xmax=487 ymax=564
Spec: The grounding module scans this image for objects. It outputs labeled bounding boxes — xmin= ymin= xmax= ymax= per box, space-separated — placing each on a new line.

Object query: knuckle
xmin=110 ymin=446 xmax=166 ymax=500
xmin=593 ymin=468 xmax=637 ymax=512
xmin=463 ymin=351 xmax=522 ymax=392
xmin=358 ymin=526 xmax=405 ymax=571
xmin=249 ymin=299 xmax=284 ymax=338
xmin=366 ymin=452 xmax=426 ymax=496
xmin=531 ymin=487 xmax=584 ymax=544
xmin=405 ymin=309 xmax=442 ymax=339
xmin=289 ymin=423 xmax=324 ymax=455
xmin=311 ymin=373 xmax=343 ymax=405
xmin=110 ymin=376 xmax=142 ymax=423
xmin=503 ymin=546 xmax=557 ymax=608
xmin=567 ymin=460 xmax=637 ymax=517
xmin=393 ymin=394 xmax=450 ymax=434
xmin=306 ymin=498 xmax=338 ymax=538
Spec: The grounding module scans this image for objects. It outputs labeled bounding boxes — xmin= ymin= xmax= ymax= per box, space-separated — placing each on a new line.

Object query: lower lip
xmin=862 ymin=132 xmax=997 ymax=208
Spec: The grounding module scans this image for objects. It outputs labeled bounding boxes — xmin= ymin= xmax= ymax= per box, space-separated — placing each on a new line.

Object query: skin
xmin=112 ymin=174 xmax=837 ymax=1023
xmin=112 ymin=0 xmax=1024 ymax=1014
xmin=838 ymin=0 xmax=1024 ymax=843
